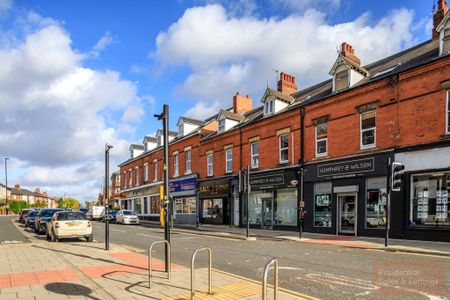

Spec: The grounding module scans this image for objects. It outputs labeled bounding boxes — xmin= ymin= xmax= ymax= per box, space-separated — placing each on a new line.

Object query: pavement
xmin=0 ymin=216 xmax=314 ymax=300
xmin=139 ymin=221 xmax=450 ymax=257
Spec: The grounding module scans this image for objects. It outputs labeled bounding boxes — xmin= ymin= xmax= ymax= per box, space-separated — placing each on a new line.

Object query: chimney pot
xmin=277 ymin=71 xmax=298 ymax=95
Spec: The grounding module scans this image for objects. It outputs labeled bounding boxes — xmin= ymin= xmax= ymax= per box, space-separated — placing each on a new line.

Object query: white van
xmin=88 ymin=206 xmax=105 ymax=221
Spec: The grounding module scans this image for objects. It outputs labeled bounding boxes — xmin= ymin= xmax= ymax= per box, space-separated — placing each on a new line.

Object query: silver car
xmin=115 ymin=210 xmax=140 ymax=225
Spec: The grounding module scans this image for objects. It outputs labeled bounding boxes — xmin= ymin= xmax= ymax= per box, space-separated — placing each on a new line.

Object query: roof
xmin=218 ymin=109 xmax=245 ymax=122
xmin=11 ymin=188 xmax=35 ymax=197
xmin=295 ymin=39 xmax=440 ymax=105
xmin=143 ymin=136 xmax=157 ymax=143
xmin=178 ymin=116 xmax=204 ymax=126
xmin=261 ymin=88 xmax=294 ymax=104
xmin=156 ymin=129 xmax=178 ymax=136
xmin=329 ymin=53 xmax=369 ymax=76
xmin=130 ymin=144 xmax=144 ymax=150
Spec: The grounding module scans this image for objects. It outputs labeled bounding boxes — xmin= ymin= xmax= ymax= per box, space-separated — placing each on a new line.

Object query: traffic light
xmin=239 ymin=169 xmax=247 ymax=193
xmin=391 ymin=162 xmax=405 ymax=192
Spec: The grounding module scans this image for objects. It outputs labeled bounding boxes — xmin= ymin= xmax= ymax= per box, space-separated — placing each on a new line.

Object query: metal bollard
xmin=148 ymin=240 xmax=171 ymax=289
xmin=191 ymin=247 xmax=212 ymax=299
xmin=262 ymin=257 xmax=278 ymax=300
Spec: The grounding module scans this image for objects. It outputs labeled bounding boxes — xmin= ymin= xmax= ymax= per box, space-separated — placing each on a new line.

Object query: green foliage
xmin=63 ymin=198 xmax=80 ymax=209
xmin=58 ymin=198 xmax=64 ymax=208
xmin=9 ymin=201 xmax=28 ymax=214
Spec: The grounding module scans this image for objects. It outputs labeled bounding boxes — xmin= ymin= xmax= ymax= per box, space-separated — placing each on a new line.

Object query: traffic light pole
xmin=155 ymin=105 xmax=170 ymax=272
xmin=385 ymin=157 xmax=391 ymax=247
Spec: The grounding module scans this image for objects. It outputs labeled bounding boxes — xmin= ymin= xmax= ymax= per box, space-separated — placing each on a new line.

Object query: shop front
xmin=169 ymin=174 xmax=198 ymax=225
xmin=304 ymin=152 xmax=392 ymax=237
xmin=121 ymin=182 xmax=162 ymax=222
xmin=242 ymin=168 xmax=299 ymax=231
xmin=199 ymin=177 xmax=234 ymax=225
xmin=395 ymin=144 xmax=450 ymax=242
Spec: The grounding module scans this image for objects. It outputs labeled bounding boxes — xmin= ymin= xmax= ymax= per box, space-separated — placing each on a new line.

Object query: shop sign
xmin=250 ymin=173 xmax=284 ymax=189
xmin=199 ymin=182 xmax=229 ymax=197
xmin=169 ymin=177 xmax=197 ymax=193
xmin=317 ymin=158 xmax=374 ymax=178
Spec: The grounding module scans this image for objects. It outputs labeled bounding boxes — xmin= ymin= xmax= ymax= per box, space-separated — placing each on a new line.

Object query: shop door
xmin=262 ymin=198 xmax=273 ymax=229
xmin=338 ymin=194 xmax=357 ymax=234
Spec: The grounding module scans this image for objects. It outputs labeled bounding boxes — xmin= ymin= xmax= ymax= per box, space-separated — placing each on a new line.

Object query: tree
xmin=9 ymin=201 xmax=28 ymax=214
xmin=58 ymin=198 xmax=64 ymax=208
xmin=63 ymin=198 xmax=80 ymax=209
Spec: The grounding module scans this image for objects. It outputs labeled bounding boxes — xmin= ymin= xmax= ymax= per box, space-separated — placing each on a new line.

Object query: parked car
xmin=79 ymin=208 xmax=89 ymax=216
xmin=102 ymin=209 xmax=118 ymax=222
xmin=88 ymin=206 xmax=105 ymax=221
xmin=46 ymin=211 xmax=93 ymax=242
xmin=24 ymin=210 xmax=38 ymax=228
xmin=34 ymin=209 xmax=63 ymax=234
xmin=19 ymin=209 xmax=32 ymax=224
xmin=115 ymin=210 xmax=139 ymax=225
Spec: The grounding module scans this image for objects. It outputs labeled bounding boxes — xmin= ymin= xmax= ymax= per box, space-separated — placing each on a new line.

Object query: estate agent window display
xmin=410 ymin=171 xmax=450 ymax=228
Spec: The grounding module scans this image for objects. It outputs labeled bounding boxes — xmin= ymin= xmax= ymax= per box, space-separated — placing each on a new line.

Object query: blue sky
xmin=0 ymin=0 xmax=436 ymax=202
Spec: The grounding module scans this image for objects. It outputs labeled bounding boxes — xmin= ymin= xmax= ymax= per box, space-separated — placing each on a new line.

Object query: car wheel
xmin=86 ymin=234 xmax=93 ymax=242
xmin=51 ymin=230 xmax=58 ymax=242
xmin=46 ymin=231 xmax=51 ymax=241
xmin=34 ymin=226 xmax=39 ymax=234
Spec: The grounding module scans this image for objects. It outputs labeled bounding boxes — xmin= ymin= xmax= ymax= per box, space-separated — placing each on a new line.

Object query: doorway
xmin=261 ymin=197 xmax=273 ymax=229
xmin=337 ymin=193 xmax=357 ymax=234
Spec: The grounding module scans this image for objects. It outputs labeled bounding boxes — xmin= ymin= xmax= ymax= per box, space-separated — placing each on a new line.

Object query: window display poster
xmin=315 ymin=194 xmax=330 ymax=207
xmin=378 ymin=188 xmax=386 ymax=206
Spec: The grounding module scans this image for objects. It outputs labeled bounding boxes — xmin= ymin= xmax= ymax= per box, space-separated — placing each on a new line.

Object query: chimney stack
xmin=14 ymin=184 xmax=20 ymax=190
xmin=35 ymin=188 xmax=40 ymax=194
xmin=277 ymin=72 xmax=297 ymax=95
xmin=233 ymin=92 xmax=253 ymax=114
xmin=340 ymin=42 xmax=361 ymax=66
xmin=433 ymin=0 xmax=449 ymax=39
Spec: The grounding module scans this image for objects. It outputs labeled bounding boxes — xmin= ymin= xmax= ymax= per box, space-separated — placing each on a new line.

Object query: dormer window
xmin=218 ymin=118 xmax=225 ymax=132
xmin=264 ymin=100 xmax=274 ymax=115
xmin=334 ymin=70 xmax=349 ymax=92
xmin=442 ymin=28 xmax=450 ymax=55
xmin=178 ymin=124 xmax=184 ymax=136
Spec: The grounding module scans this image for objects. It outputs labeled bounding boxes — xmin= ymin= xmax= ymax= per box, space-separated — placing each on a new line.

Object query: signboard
xmin=169 ymin=177 xmax=197 ymax=193
xmin=199 ymin=180 xmax=229 ymax=197
xmin=249 ymin=171 xmax=297 ymax=191
xmin=317 ymin=158 xmax=375 ymax=178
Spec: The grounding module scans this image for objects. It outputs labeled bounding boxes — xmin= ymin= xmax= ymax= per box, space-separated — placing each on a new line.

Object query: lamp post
xmin=105 ymin=144 xmax=113 ymax=251
xmin=4 ymin=158 xmax=9 ymax=214
xmin=154 ymin=104 xmax=170 ymax=272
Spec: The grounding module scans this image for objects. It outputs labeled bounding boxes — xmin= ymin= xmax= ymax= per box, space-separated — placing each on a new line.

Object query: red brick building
xmin=118 ymin=3 xmax=450 ymax=241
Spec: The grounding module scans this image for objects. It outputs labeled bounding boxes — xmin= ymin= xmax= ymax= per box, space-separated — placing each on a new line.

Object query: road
xmin=91 ymin=221 xmax=450 ymax=300
xmin=0 ymin=215 xmax=30 ymax=244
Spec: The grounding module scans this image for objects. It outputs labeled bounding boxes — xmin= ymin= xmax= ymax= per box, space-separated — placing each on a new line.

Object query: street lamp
xmin=105 ymin=143 xmax=113 ymax=251
xmin=4 ymin=157 xmax=9 ymax=214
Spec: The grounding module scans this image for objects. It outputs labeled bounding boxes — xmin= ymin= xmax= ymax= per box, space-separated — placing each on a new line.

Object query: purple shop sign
xmin=169 ymin=177 xmax=197 ymax=192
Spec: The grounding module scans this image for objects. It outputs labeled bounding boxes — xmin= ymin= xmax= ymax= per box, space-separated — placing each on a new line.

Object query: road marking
xmin=1 ymin=240 xmax=23 ymax=244
xmin=136 ymin=233 xmax=160 ymax=238
xmin=110 ymin=229 xmax=126 ymax=233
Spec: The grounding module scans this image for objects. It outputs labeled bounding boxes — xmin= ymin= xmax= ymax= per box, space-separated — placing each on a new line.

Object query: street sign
xmin=300 ymin=201 xmax=305 ymax=208
xmin=290 ymin=179 xmax=299 ymax=186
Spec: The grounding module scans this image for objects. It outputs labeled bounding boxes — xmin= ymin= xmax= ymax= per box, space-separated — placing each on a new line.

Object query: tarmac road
xmin=92 ymin=221 xmax=450 ymax=300
xmin=0 ymin=215 xmax=30 ymax=244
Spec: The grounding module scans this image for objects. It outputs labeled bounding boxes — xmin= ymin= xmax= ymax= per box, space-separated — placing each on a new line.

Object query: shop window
xmin=251 ymin=142 xmax=259 ymax=168
xmin=248 ymin=192 xmax=271 ymax=225
xmin=185 ymin=150 xmax=192 ymax=174
xmin=274 ymin=188 xmax=297 ymax=226
xmin=150 ymin=195 xmax=160 ymax=214
xmin=410 ymin=172 xmax=450 ymax=228
xmin=315 ymin=123 xmax=328 ymax=157
xmin=279 ymin=134 xmax=289 ymax=163
xmin=225 ymin=149 xmax=232 ymax=173
xmin=366 ymin=177 xmax=386 ymax=229
xmin=202 ymin=199 xmax=223 ymax=219
xmin=173 ymin=154 xmax=179 ymax=176
xmin=447 ymin=90 xmax=450 ymax=134
xmin=360 ymin=110 xmax=376 ymax=149
xmin=314 ymin=182 xmax=332 ymax=227
xmin=175 ymin=197 xmax=196 ymax=214
xmin=153 ymin=160 xmax=158 ymax=181
xmin=207 ymin=153 xmax=214 ymax=176
xmin=135 ymin=167 xmax=139 ymax=186
xmin=134 ymin=199 xmax=142 ymax=214
xmin=144 ymin=163 xmax=148 ymax=182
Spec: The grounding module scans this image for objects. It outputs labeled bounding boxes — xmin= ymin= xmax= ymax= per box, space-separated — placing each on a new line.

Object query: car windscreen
xmin=41 ymin=210 xmax=61 ymax=217
xmin=22 ymin=209 xmax=30 ymax=214
xmin=109 ymin=210 xmax=118 ymax=215
xmin=28 ymin=211 xmax=37 ymax=217
xmin=122 ymin=211 xmax=134 ymax=215
xmin=56 ymin=212 xmax=87 ymax=221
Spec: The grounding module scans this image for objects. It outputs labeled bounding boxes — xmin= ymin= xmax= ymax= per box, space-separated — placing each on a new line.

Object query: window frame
xmin=135 ymin=166 xmax=139 ymax=186
xmin=446 ymin=90 xmax=450 ymax=134
xmin=264 ymin=100 xmax=274 ymax=115
xmin=185 ymin=149 xmax=192 ymax=174
xmin=143 ymin=163 xmax=148 ymax=182
xmin=251 ymin=142 xmax=259 ymax=169
xmin=279 ymin=134 xmax=289 ymax=164
xmin=225 ymin=148 xmax=233 ymax=173
xmin=173 ymin=153 xmax=179 ymax=176
xmin=218 ymin=118 xmax=225 ymax=132
xmin=128 ymin=169 xmax=132 ymax=186
xmin=153 ymin=159 xmax=158 ymax=182
xmin=207 ymin=153 xmax=214 ymax=176
xmin=360 ymin=110 xmax=376 ymax=149
xmin=315 ymin=123 xmax=328 ymax=157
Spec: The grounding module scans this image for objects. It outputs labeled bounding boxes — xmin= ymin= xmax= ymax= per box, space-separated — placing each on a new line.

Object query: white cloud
xmin=0 ymin=12 xmax=144 ymax=202
xmin=0 ymin=0 xmax=12 ymax=17
xmin=185 ymin=102 xmax=220 ymax=120
xmin=89 ymin=31 xmax=116 ymax=58
xmin=155 ymin=5 xmax=416 ymax=112
xmin=277 ymin=0 xmax=342 ymax=12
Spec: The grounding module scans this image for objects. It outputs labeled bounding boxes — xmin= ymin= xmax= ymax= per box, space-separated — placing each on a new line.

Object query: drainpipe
xmin=298 ymin=105 xmax=305 ymax=238
xmin=239 ymin=127 xmax=243 ymax=227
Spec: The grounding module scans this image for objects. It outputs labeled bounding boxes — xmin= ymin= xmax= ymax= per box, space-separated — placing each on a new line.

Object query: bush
xmin=9 ymin=201 xmax=28 ymax=214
